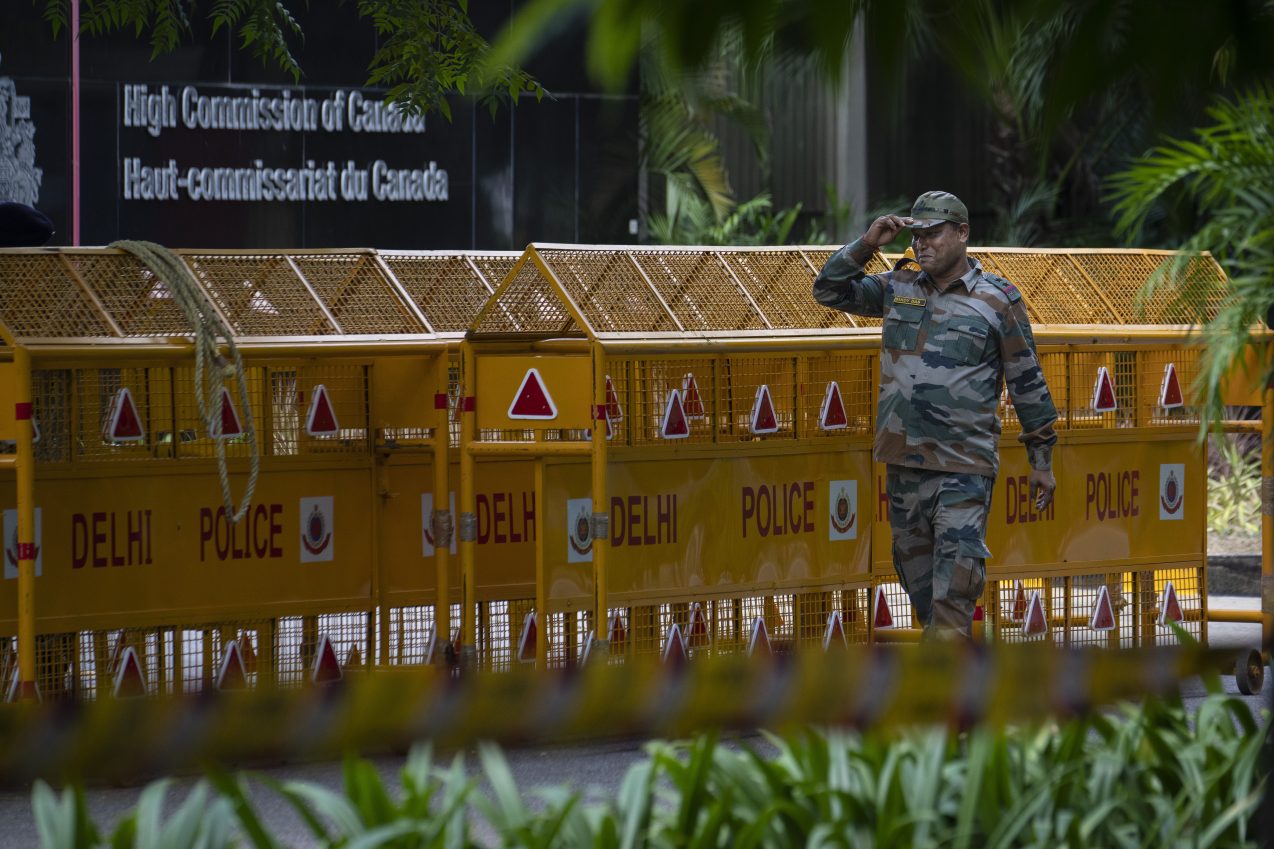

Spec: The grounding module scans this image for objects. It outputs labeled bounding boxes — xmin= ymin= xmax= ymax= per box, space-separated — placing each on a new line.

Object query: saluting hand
xmin=863 ymin=215 xmax=913 ymax=250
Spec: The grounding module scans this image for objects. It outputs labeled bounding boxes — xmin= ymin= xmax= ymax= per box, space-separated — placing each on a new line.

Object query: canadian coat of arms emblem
xmin=0 ymin=53 xmax=43 ymax=207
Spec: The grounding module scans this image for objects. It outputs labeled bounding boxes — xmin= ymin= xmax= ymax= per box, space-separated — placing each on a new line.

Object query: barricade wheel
xmin=1234 ymin=650 xmax=1264 ymax=696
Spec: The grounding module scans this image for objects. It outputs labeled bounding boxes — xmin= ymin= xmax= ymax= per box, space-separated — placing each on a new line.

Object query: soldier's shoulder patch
xmin=982 ymin=273 xmax=1022 ymax=303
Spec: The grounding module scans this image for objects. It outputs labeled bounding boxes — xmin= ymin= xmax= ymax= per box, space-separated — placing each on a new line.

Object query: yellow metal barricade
xmin=0 ymin=241 xmax=1262 ymax=695
xmin=462 ymin=243 xmax=1243 ymax=667
xmin=0 ymin=247 xmax=517 ymax=699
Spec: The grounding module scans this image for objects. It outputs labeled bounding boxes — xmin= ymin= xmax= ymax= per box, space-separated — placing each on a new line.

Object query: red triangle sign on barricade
xmin=819 ymin=381 xmax=848 ymax=431
xmin=872 ymin=586 xmax=894 ymax=629
xmin=663 ymin=623 xmax=688 ymax=667
xmin=346 ymin=645 xmax=363 ymax=669
xmin=216 ymin=640 xmax=249 ymax=691
xmin=105 ymin=387 xmax=145 ymax=442
xmin=508 ymin=368 xmax=558 ymax=420
xmin=823 ymin=610 xmax=848 ymax=651
xmin=682 ymin=373 xmax=705 ymax=418
xmin=107 ymin=634 xmax=128 ymax=677
xmin=1091 ymin=366 xmax=1117 ymax=413
xmin=604 ymin=375 xmax=623 ymax=421
xmin=240 ymin=632 xmax=258 ymax=674
xmin=1011 ymin=580 xmax=1027 ymax=622
xmin=750 ymin=384 xmax=779 ymax=434
xmin=1023 ymin=591 xmax=1048 ymax=636
xmin=113 ymin=646 xmax=148 ymax=699
xmin=1089 ymin=585 xmax=1117 ymax=631
xmin=305 ymin=384 xmax=340 ymax=436
xmin=517 ymin=611 xmax=537 ymax=663
xmin=213 ymin=387 xmax=244 ymax=439
xmin=1159 ymin=363 xmax=1184 ymax=409
xmin=609 ymin=611 xmax=627 ymax=652
xmin=1159 ymin=581 xmax=1184 ymax=626
xmin=311 ymin=635 xmax=343 ymax=685
xmin=687 ymin=602 xmax=709 ymax=647
xmin=585 ymin=409 xmax=614 ymax=441
xmin=747 ymin=616 xmax=772 ymax=658
xmin=661 ymin=390 xmax=690 ymax=439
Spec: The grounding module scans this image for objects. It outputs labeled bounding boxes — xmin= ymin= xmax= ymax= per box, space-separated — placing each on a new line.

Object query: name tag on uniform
xmin=893 ymin=295 xmax=926 ymax=307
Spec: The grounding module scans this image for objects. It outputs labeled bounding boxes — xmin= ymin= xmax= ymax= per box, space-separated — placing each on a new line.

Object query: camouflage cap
xmin=909 ymin=191 xmax=968 ymax=229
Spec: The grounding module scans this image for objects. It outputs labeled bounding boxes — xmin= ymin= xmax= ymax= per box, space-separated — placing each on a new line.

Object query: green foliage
xmin=34 ymin=694 xmax=1270 ymax=849
xmin=39 ymin=0 xmax=542 ymax=118
xmin=1109 ymin=86 xmax=1274 ymax=433
xmin=1208 ymin=437 xmax=1262 ymax=537
xmin=33 ymin=779 xmax=238 ymax=849
xmin=356 ymin=0 xmax=544 ymax=121
xmin=645 ymin=192 xmax=822 ymax=246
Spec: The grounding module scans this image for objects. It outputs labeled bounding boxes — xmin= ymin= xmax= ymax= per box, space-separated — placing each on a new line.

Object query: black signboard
xmin=0 ymin=5 xmax=638 ymax=249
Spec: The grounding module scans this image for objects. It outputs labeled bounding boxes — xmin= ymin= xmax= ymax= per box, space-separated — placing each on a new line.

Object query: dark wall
xmin=0 ymin=4 xmax=638 ymax=249
xmin=864 ymin=45 xmax=995 ymax=234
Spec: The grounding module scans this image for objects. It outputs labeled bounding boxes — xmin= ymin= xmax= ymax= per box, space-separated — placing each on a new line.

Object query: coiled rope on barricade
xmin=111 ymin=240 xmax=259 ymax=523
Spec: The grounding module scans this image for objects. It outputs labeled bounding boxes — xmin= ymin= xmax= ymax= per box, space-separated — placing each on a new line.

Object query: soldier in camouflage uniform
xmin=813 ymin=191 xmax=1058 ymax=638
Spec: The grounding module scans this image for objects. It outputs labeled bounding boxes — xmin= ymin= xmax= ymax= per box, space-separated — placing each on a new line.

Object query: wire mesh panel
xmin=69 ymin=253 xmax=198 ymax=337
xmin=381 ymin=254 xmax=495 ymax=334
xmin=469 ymin=254 xmax=521 ymax=291
xmin=290 ymin=253 xmax=426 ymax=335
xmin=721 ymin=250 xmax=853 ymax=329
xmin=30 ymin=369 xmax=72 ymax=463
xmin=871 ymin=580 xmax=915 ymax=632
xmin=0 ymin=252 xmax=116 ymax=338
xmin=721 ymin=355 xmax=797 ymax=440
xmin=168 ymin=366 xmax=265 ymax=459
xmin=801 ymin=351 xmax=874 ymax=437
xmin=1068 ymin=252 xmax=1226 ymax=324
xmin=541 ymin=249 xmax=680 ymax=334
xmin=73 ymin=367 xmax=172 ymax=461
xmin=613 ymin=356 xmax=718 ymax=445
xmin=183 ymin=253 xmax=337 ymax=336
xmin=1140 ymin=347 xmax=1202 ymax=426
xmin=1067 ymin=349 xmax=1121 ymax=429
xmin=299 ymin=363 xmax=370 ymax=453
xmin=472 ymin=255 xmax=580 ymax=336
xmin=1148 ymin=566 xmax=1204 ymax=645
xmin=476 ymin=599 xmax=536 ymax=670
xmin=631 ymin=251 xmax=764 ymax=332
xmin=974 ymin=252 xmax=1111 ymax=325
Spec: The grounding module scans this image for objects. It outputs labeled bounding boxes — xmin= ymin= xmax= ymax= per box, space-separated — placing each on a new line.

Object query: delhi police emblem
xmin=827 ymin=479 xmax=858 ymax=541
xmin=302 ymin=505 xmax=331 ymax=555
xmin=1159 ymin=464 xmax=1184 ymax=520
xmin=4 ymin=524 xmax=37 ymax=569
xmin=2 ymin=507 xmax=42 ymax=578
xmin=831 ymin=487 xmax=855 ymax=534
xmin=568 ymin=505 xmax=592 ymax=558
xmin=0 ymin=53 xmax=44 ymax=207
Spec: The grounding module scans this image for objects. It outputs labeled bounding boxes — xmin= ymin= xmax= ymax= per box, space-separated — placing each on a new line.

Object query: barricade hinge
xmin=432 ymin=509 xmax=454 ymax=547
xmin=458 ymin=511 xmax=478 ymax=542
xmin=591 ymin=512 xmax=609 ymax=541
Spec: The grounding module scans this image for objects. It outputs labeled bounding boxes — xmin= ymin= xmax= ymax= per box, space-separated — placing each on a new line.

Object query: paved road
xmin=0 ymin=599 xmax=1266 ymax=848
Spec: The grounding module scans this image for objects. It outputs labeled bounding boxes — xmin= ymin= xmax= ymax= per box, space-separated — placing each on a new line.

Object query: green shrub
xmin=33 ymin=694 xmax=1269 ymax=848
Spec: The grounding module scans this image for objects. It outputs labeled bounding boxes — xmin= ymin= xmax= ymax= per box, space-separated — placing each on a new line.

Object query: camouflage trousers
xmin=886 ymin=465 xmax=994 ymax=638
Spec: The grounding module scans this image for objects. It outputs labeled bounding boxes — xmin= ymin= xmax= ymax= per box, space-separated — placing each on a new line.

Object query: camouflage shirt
xmin=813 ymin=239 xmax=1058 ymax=476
